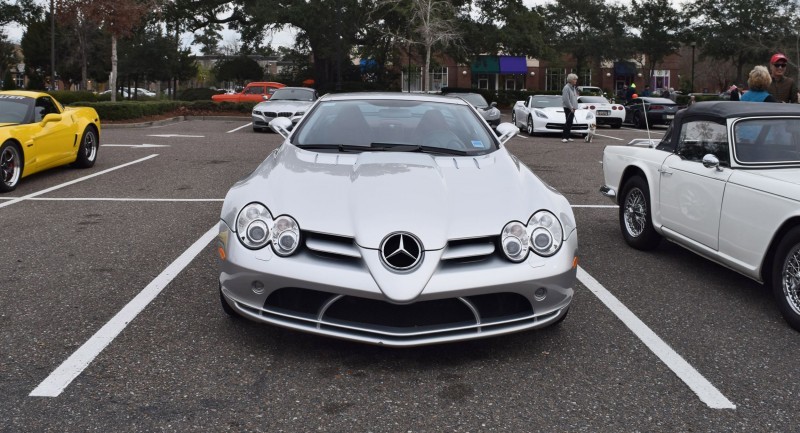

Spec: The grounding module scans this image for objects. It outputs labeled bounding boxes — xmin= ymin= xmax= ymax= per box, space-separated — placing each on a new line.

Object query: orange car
xmin=211 ymin=82 xmax=286 ymax=103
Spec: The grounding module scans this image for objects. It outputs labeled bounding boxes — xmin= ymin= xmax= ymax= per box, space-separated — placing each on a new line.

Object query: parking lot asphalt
xmin=2 ymin=114 xmax=799 ymax=432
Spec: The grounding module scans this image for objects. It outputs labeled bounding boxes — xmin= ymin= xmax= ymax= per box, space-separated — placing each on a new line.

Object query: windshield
xmin=0 ymin=95 xmax=32 ymax=123
xmin=453 ymin=93 xmax=488 ymax=108
xmin=734 ymin=117 xmax=800 ymax=164
xmin=532 ymin=97 xmax=562 ymax=108
xmin=579 ymin=96 xmax=609 ymax=104
xmin=292 ymin=99 xmax=498 ymax=155
xmin=270 ymin=88 xmax=316 ymax=101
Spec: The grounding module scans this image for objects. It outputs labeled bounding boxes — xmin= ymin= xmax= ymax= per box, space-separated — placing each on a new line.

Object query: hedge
xmin=66 ymin=100 xmax=256 ymax=121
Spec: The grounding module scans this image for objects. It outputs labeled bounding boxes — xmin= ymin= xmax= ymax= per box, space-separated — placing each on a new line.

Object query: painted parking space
xmin=1 ymin=118 xmax=798 ymax=431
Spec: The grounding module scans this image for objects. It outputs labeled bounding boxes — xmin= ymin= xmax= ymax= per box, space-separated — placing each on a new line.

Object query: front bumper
xmin=217 ymin=220 xmax=577 ymax=347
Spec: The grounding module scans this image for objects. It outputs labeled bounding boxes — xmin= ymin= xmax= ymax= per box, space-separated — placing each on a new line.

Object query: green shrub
xmin=49 ymin=90 xmax=98 ymax=104
xmin=179 ymin=87 xmax=223 ymax=101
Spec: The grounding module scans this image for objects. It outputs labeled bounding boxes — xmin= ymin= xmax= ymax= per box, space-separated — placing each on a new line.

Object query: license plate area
xmin=597 ymin=110 xmax=610 ymax=116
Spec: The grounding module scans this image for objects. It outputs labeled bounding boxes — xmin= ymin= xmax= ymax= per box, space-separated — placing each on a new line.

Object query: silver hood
xmin=253 ymin=100 xmax=313 ymax=113
xmin=221 ymin=144 xmax=575 ymax=250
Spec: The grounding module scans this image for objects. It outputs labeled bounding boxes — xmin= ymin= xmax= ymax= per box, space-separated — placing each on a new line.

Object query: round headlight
xmin=528 ymin=211 xmax=563 ymax=257
xmin=236 ymin=203 xmax=272 ymax=249
xmin=272 ymin=215 xmax=300 ymax=256
xmin=501 ymin=221 xmax=529 ymax=262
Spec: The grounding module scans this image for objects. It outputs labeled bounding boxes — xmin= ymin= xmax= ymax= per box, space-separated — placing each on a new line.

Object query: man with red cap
xmin=768 ymin=53 xmax=798 ymax=103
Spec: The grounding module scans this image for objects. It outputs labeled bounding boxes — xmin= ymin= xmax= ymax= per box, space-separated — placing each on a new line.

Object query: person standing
xmin=729 ymin=85 xmax=740 ymax=101
xmin=561 ymin=74 xmax=579 ymax=143
xmin=767 ymin=53 xmax=798 ymax=103
xmin=741 ymin=66 xmax=778 ymax=102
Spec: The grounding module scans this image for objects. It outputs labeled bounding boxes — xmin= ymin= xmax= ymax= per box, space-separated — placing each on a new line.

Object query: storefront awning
xmin=472 ymin=56 xmax=499 ymax=74
xmin=499 ymin=56 xmax=527 ymax=74
xmin=472 ymin=56 xmax=528 ymax=74
xmin=614 ymin=61 xmax=637 ymax=76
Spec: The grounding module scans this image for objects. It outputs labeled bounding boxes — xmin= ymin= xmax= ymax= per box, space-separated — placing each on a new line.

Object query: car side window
xmin=734 ymin=118 xmax=800 ymax=163
xmin=676 ymin=120 xmax=729 ymax=165
xmin=34 ymin=97 xmax=57 ymax=122
xmin=245 ymin=86 xmax=265 ymax=95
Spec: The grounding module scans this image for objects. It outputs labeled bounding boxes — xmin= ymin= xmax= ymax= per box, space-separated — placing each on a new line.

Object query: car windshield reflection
xmin=292 ymin=99 xmax=498 ymax=155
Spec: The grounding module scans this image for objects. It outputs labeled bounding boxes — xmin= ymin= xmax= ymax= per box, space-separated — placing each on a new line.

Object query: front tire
xmin=619 ymin=175 xmax=661 ymax=250
xmin=0 ymin=141 xmax=22 ymax=192
xmin=73 ymin=127 xmax=98 ymax=168
xmin=772 ymin=227 xmax=800 ymax=331
xmin=526 ymin=116 xmax=535 ymax=136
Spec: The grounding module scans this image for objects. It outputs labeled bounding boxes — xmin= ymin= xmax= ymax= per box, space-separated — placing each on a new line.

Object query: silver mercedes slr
xmin=217 ymin=92 xmax=578 ymax=347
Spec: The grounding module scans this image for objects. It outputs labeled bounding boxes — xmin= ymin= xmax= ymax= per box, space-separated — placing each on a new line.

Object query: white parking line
xmin=227 ymin=123 xmax=252 ymax=133
xmin=0 ymin=155 xmax=159 ymax=210
xmin=577 ymin=267 xmax=736 ymax=409
xmin=9 ymin=197 xmax=224 ymax=202
xmin=594 ymin=133 xmax=623 ymax=141
xmin=29 ymin=225 xmax=218 ymax=397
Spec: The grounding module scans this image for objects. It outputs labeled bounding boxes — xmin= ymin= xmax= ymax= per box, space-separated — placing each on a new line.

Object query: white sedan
xmin=511 ymin=95 xmax=594 ymax=137
xmin=577 ymin=95 xmax=625 ymax=128
xmin=601 ymin=101 xmax=800 ymax=331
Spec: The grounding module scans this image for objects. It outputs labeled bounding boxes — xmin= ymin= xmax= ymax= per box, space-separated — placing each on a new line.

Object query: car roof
xmin=683 ymin=101 xmax=800 ymax=118
xmin=0 ymin=90 xmax=45 ymax=99
xmin=319 ymin=92 xmax=470 ymax=106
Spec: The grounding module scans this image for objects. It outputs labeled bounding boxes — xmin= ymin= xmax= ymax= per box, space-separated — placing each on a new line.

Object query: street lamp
xmin=690 ymin=41 xmax=696 ymax=93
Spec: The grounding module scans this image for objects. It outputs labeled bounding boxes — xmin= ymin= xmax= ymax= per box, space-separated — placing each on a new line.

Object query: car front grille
xmin=260 ymin=111 xmax=293 ymax=118
xmin=234 ymin=287 xmax=545 ymax=344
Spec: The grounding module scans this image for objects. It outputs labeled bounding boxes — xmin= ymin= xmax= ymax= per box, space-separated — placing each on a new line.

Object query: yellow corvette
xmin=0 ymin=90 xmax=101 ymax=192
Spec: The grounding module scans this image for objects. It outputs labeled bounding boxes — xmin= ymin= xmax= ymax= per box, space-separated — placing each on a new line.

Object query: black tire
xmin=618 ymin=175 xmax=661 ymax=250
xmin=633 ymin=112 xmax=645 ymax=129
xmin=526 ymin=116 xmax=535 ymax=136
xmin=612 ymin=120 xmax=622 ymax=129
xmin=0 ymin=141 xmax=22 ymax=193
xmin=73 ymin=127 xmax=98 ymax=168
xmin=220 ymin=286 xmax=239 ymax=318
xmin=511 ymin=111 xmax=519 ymax=130
xmin=771 ymin=227 xmax=800 ymax=331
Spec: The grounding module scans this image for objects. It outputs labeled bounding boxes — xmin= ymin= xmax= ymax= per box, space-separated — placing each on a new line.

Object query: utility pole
xmin=50 ymin=0 xmax=55 ymax=90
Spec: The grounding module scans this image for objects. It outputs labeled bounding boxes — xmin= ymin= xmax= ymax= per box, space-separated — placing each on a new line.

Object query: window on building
xmin=401 ymin=67 xmax=448 ymax=92
xmin=505 ymin=79 xmax=516 ymax=90
xmin=546 ymin=68 xmax=566 ymax=91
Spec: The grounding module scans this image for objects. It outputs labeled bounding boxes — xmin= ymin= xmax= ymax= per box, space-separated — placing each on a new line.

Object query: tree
xmin=0 ymin=31 xmax=18 ymax=88
xmin=626 ymin=0 xmax=686 ymax=84
xmin=193 ymin=24 xmax=223 ymax=55
xmin=539 ymin=0 xmax=630 ymax=80
xmin=685 ymin=0 xmax=798 ymax=83
xmin=213 ymin=55 xmax=263 ymax=85
xmin=80 ymin=0 xmax=154 ymax=101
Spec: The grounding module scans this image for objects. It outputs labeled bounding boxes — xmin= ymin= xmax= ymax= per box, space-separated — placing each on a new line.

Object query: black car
xmin=624 ymin=97 xmax=681 ymax=128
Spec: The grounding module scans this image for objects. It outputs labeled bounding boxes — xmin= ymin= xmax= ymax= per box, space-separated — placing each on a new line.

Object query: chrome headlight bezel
xmin=235 ymin=202 xmax=301 ymax=256
xmin=528 ymin=210 xmax=563 ymax=257
xmin=501 ymin=211 xmax=564 ymax=261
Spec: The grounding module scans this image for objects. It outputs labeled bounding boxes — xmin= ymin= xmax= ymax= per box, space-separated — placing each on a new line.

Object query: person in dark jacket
xmin=767 ymin=53 xmax=798 ymax=103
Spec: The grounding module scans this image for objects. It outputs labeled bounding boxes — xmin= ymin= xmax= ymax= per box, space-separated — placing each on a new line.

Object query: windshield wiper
xmin=298 ymin=143 xmax=474 ymax=156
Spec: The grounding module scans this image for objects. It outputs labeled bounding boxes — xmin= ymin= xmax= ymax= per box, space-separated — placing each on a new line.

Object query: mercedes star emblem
xmin=380 ymin=232 xmax=423 ymax=271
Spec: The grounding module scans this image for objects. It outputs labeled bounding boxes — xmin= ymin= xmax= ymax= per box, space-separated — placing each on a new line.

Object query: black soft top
xmin=682 ymin=100 xmax=800 ymax=119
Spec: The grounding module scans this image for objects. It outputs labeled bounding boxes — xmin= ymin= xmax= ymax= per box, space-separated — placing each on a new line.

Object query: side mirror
xmin=702 ymin=154 xmax=722 ymax=171
xmin=495 ymin=122 xmax=518 ymax=145
xmin=269 ymin=117 xmax=293 ymax=138
xmin=262 ymin=95 xmax=269 ymax=101
xmin=41 ymin=113 xmax=62 ymax=125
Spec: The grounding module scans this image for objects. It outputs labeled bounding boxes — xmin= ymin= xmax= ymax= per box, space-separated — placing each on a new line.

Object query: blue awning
xmin=499 ymin=56 xmax=527 ymax=74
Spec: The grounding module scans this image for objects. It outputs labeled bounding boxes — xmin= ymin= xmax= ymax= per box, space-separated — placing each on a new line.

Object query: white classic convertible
xmin=601 ymin=101 xmax=800 ymax=331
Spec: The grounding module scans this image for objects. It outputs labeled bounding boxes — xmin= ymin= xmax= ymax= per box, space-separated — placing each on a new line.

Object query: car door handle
xmin=658 ymin=168 xmax=673 ymax=175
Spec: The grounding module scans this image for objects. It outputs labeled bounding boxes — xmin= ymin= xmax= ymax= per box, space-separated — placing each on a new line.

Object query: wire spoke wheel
xmin=782 ymin=244 xmax=800 ymax=316
xmin=624 ymin=187 xmax=647 ymax=237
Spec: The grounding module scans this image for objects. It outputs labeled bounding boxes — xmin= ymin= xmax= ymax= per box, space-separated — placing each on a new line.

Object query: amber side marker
xmin=572 ymin=256 xmax=579 ymax=269
xmin=217 ymin=246 xmax=226 ymax=261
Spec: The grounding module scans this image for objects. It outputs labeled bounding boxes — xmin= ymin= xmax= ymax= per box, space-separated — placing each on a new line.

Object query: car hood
xmin=222 ymin=144 xmax=574 ymax=251
xmin=253 ymin=100 xmax=313 ymax=112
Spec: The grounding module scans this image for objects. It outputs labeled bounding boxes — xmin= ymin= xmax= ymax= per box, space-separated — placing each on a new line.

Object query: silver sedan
xmin=219 ymin=92 xmax=578 ymax=346
xmin=251 ymin=87 xmax=318 ymax=132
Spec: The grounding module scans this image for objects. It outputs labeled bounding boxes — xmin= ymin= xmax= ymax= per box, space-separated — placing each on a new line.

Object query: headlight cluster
xmin=501 ymin=211 xmax=564 ymax=262
xmin=235 ymin=202 xmax=300 ymax=256
xmin=534 ymin=110 xmax=548 ymax=119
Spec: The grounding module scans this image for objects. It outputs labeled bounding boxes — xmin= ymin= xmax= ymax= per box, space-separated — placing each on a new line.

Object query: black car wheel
xmin=0 ymin=141 xmax=22 ymax=192
xmin=73 ymin=127 xmax=98 ymax=168
xmin=526 ymin=116 xmax=535 ymax=135
xmin=772 ymin=227 xmax=800 ymax=331
xmin=619 ymin=175 xmax=661 ymax=250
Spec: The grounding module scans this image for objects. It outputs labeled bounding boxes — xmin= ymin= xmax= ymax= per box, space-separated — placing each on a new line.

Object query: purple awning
xmin=499 ymin=56 xmax=527 ymax=74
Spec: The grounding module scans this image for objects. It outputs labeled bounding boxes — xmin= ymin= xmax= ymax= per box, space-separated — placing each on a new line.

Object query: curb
xmin=103 ymin=115 xmax=251 ymax=129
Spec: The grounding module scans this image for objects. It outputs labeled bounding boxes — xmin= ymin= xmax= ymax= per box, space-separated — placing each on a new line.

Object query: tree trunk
xmin=110 ymin=35 xmax=117 ymax=102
